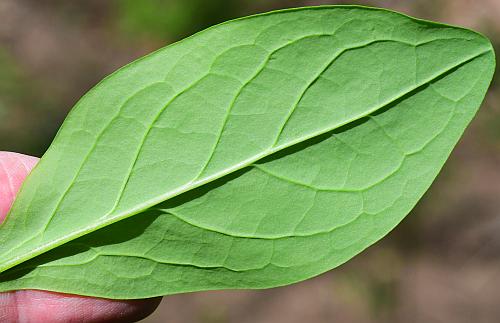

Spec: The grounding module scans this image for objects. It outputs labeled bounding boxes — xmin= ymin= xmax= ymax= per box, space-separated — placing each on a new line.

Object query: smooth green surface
xmin=0 ymin=6 xmax=495 ymax=299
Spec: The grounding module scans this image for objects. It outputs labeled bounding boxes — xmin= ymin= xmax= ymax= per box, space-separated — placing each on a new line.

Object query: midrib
xmin=0 ymin=47 xmax=491 ymax=274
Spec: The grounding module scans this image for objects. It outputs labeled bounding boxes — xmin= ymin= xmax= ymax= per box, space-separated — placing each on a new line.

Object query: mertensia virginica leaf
xmin=0 ymin=5 xmax=495 ymax=298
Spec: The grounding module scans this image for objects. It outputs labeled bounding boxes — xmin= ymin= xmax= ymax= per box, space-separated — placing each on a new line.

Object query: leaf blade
xmin=0 ymin=5 xmax=495 ymax=298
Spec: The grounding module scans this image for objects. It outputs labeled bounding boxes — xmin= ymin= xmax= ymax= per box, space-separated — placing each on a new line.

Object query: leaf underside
xmin=0 ymin=6 xmax=495 ymax=298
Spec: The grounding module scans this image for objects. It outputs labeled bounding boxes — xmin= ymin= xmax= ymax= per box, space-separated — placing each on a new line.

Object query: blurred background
xmin=0 ymin=1 xmax=498 ymax=322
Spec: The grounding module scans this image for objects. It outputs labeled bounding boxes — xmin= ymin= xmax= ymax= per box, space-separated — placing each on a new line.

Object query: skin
xmin=0 ymin=151 xmax=162 ymax=323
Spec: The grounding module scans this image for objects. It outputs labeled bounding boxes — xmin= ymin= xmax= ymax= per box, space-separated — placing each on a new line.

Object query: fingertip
xmin=0 ymin=151 xmax=39 ymax=171
xmin=0 ymin=152 xmax=39 ymax=222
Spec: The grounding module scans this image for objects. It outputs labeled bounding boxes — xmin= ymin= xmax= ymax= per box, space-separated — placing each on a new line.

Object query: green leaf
xmin=0 ymin=6 xmax=495 ymax=299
